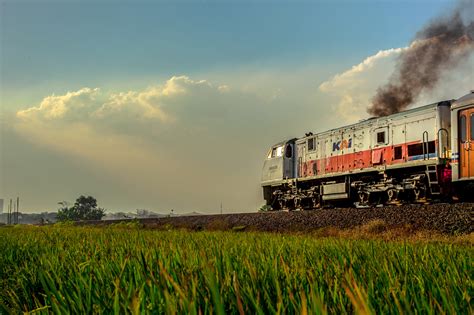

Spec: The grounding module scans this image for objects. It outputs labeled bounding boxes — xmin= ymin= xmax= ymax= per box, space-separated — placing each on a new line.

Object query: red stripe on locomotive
xmin=300 ymin=140 xmax=431 ymax=177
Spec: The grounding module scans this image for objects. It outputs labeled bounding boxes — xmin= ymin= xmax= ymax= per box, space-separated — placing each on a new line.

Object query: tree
xmin=57 ymin=196 xmax=105 ymax=221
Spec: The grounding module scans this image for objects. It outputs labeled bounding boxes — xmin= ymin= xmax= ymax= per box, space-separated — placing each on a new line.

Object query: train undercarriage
xmin=264 ymin=165 xmax=461 ymax=211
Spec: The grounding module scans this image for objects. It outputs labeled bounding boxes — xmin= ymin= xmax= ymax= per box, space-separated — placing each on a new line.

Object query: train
xmin=261 ymin=91 xmax=474 ymax=210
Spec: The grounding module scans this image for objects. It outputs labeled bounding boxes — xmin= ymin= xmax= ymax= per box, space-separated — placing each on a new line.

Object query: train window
xmin=407 ymin=141 xmax=436 ymax=157
xmin=285 ymin=145 xmax=293 ymax=158
xmin=471 ymin=114 xmax=474 ymax=140
xmin=271 ymin=146 xmax=283 ymax=158
xmin=308 ymin=138 xmax=315 ymax=151
xmin=276 ymin=146 xmax=283 ymax=157
xmin=394 ymin=146 xmax=402 ymax=160
xmin=408 ymin=143 xmax=423 ymax=156
xmin=460 ymin=115 xmax=466 ymax=142
xmin=427 ymin=141 xmax=436 ymax=154
xmin=377 ymin=131 xmax=386 ymax=144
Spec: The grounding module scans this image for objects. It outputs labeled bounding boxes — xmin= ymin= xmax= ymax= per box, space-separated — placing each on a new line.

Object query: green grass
xmin=0 ymin=226 xmax=472 ymax=314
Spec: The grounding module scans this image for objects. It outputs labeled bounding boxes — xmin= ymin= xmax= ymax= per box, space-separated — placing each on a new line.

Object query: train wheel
xmin=311 ymin=196 xmax=321 ymax=209
xmin=356 ymin=191 xmax=370 ymax=208
xmin=371 ymin=193 xmax=383 ymax=207
xmin=413 ymin=186 xmax=428 ymax=204
xmin=386 ymin=189 xmax=400 ymax=205
xmin=285 ymin=199 xmax=295 ymax=211
xmin=293 ymin=198 xmax=301 ymax=210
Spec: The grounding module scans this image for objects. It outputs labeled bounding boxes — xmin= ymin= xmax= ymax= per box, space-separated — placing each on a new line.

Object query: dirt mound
xmin=87 ymin=203 xmax=474 ymax=235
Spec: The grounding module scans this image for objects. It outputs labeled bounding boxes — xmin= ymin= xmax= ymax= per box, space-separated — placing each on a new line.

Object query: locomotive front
xmin=261 ymin=139 xmax=297 ymax=209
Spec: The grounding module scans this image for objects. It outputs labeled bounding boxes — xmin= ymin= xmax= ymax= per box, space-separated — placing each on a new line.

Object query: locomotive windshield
xmin=267 ymin=145 xmax=284 ymax=159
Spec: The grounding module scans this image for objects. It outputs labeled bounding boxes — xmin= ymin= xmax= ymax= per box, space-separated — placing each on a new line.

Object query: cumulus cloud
xmin=319 ymin=48 xmax=407 ymax=93
xmin=93 ymin=90 xmax=169 ymax=122
xmin=319 ymin=48 xmax=406 ymax=122
xmin=14 ymin=76 xmax=236 ymax=176
xmin=17 ymin=88 xmax=101 ymax=121
xmin=17 ymin=76 xmax=215 ymax=125
xmin=319 ymin=46 xmax=474 ymax=123
xmin=12 ymin=75 xmax=299 ymax=212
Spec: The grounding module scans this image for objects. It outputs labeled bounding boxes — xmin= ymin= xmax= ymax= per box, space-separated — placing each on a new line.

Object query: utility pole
xmin=220 ymin=202 xmax=223 ymax=215
xmin=8 ymin=199 xmax=12 ymax=225
xmin=12 ymin=201 xmax=16 ymax=225
xmin=16 ymin=197 xmax=20 ymax=224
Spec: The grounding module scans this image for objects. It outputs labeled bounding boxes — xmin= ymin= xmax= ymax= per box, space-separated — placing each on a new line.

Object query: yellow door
xmin=459 ymin=108 xmax=474 ymax=178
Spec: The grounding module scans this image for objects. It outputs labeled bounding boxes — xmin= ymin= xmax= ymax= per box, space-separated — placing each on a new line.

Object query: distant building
xmin=0 ymin=199 xmax=3 ymax=214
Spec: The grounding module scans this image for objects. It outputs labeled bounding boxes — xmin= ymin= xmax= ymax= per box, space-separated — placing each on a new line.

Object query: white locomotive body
xmin=262 ymin=92 xmax=474 ymax=209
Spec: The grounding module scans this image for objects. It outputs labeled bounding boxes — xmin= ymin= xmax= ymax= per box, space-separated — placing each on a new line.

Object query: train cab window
xmin=394 ymin=146 xmax=402 ymax=160
xmin=308 ymin=138 xmax=315 ymax=151
xmin=277 ymin=146 xmax=284 ymax=157
xmin=271 ymin=146 xmax=284 ymax=158
xmin=460 ymin=115 xmax=467 ymax=142
xmin=377 ymin=131 xmax=386 ymax=144
xmin=285 ymin=145 xmax=293 ymax=158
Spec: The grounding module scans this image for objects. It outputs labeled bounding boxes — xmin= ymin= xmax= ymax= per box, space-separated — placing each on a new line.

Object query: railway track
xmin=80 ymin=203 xmax=474 ymax=235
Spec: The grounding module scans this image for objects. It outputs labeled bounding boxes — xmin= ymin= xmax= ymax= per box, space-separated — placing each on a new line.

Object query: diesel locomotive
xmin=261 ymin=91 xmax=474 ymax=210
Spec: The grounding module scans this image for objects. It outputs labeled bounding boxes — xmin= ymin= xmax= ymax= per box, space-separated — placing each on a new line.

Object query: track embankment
xmin=82 ymin=203 xmax=474 ymax=235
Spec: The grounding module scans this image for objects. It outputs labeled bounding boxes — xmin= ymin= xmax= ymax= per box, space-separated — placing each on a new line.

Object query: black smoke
xmin=368 ymin=2 xmax=474 ymax=117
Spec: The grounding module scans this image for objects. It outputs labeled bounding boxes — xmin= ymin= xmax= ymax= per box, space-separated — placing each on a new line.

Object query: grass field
xmin=1 ymin=225 xmax=472 ymax=314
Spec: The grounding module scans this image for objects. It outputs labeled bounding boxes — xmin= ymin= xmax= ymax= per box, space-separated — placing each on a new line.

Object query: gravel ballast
xmin=84 ymin=203 xmax=474 ymax=235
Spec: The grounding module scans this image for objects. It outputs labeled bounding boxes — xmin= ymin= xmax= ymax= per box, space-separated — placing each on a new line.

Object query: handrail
xmin=437 ymin=128 xmax=449 ymax=159
xmin=422 ymin=131 xmax=429 ymax=160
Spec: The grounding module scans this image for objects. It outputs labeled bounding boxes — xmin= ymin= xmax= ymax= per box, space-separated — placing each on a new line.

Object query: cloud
xmin=14 ymin=76 xmax=237 ymax=178
xmin=12 ymin=75 xmax=303 ymax=212
xmin=319 ymin=48 xmax=406 ymax=122
xmin=319 ymin=48 xmax=406 ymax=93
xmin=17 ymin=76 xmax=214 ymax=125
xmin=17 ymin=87 xmax=101 ymax=120
xmin=319 ymin=46 xmax=474 ymax=122
xmin=93 ymin=90 xmax=170 ymax=122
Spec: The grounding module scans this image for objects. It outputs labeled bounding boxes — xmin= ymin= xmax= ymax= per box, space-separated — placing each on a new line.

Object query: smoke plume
xmin=368 ymin=2 xmax=474 ymax=117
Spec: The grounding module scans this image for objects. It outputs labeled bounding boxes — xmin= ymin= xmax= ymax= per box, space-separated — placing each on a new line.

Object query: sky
xmin=1 ymin=0 xmax=473 ymax=214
